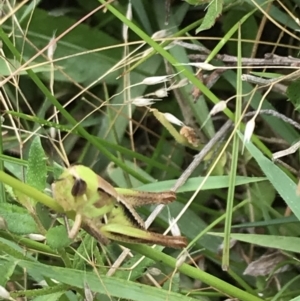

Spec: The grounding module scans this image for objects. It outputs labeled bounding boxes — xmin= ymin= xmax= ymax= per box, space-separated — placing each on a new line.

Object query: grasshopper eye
xmin=71 ymin=178 xmax=87 ymax=197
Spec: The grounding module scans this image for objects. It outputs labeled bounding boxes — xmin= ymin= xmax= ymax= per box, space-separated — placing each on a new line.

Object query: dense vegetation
xmin=1 ymin=0 xmax=300 ymax=300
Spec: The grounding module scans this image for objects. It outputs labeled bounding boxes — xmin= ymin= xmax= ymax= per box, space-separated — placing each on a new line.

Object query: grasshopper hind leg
xmin=82 ymin=219 xmax=110 ymax=245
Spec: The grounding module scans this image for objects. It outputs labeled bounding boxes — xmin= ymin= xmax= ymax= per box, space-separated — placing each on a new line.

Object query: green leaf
xmin=196 ymin=0 xmax=223 ymax=33
xmin=125 ymin=243 xmax=263 ymax=301
xmin=210 ymin=233 xmax=300 ymax=253
xmin=46 ymin=226 xmax=71 ymax=250
xmin=72 ymin=234 xmax=98 ymax=270
xmin=31 ymin=292 xmax=65 ymax=301
xmin=0 ymin=261 xmax=16 ymax=286
xmin=232 ymin=215 xmax=298 ymax=229
xmin=163 ymin=272 xmax=180 ymax=293
xmin=185 ymin=0 xmax=210 ymax=4
xmin=136 ymin=176 xmax=267 ymax=192
xmin=53 ymin=163 xmax=64 ymax=180
xmin=16 ymin=260 xmax=200 ymax=301
xmin=222 ymin=10 xmax=258 ymax=56
xmin=0 ymin=57 xmax=50 ymax=75
xmin=26 ymin=137 xmax=47 ymax=192
xmin=241 ymin=132 xmax=300 ymax=221
xmin=0 ymin=238 xmax=36 ymax=261
xmin=0 ymin=170 xmax=61 ymax=213
xmin=15 ymin=137 xmax=47 ymax=211
xmin=115 ymin=252 xmax=157 ymax=281
xmin=287 ymin=81 xmax=300 ymax=110
xmin=9 ymin=6 xmax=126 ymax=85
xmin=0 ymin=203 xmax=38 ymax=235
xmin=107 ymin=160 xmax=157 ymax=188
xmin=244 ymin=181 xmax=276 ymax=221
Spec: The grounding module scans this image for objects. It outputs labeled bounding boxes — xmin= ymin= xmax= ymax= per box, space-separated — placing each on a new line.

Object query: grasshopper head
xmin=52 ymin=165 xmax=99 ymax=213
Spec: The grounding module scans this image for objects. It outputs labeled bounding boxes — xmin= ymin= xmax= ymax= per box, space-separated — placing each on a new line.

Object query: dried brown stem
xmin=172 ymin=109 xmax=300 ymax=191
xmin=188 ymin=53 xmax=300 ymax=67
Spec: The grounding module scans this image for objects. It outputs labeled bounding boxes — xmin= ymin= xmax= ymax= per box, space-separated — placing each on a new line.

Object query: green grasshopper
xmin=51 ymin=165 xmax=187 ymax=248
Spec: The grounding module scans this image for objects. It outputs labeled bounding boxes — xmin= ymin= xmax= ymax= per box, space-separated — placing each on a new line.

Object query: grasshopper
xmin=51 ymin=165 xmax=187 ymax=248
